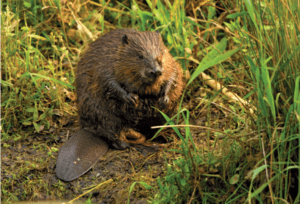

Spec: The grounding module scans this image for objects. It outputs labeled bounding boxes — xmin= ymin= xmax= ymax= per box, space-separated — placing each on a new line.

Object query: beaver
xmin=56 ymin=29 xmax=184 ymax=181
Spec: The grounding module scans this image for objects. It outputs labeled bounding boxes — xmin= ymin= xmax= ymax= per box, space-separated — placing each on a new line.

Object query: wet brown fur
xmin=76 ymin=29 xmax=184 ymax=149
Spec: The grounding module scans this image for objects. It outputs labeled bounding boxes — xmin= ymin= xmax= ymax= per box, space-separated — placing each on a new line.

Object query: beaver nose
xmin=150 ymin=67 xmax=162 ymax=77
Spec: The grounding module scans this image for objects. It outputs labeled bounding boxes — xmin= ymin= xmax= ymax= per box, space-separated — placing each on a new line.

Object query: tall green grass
xmin=1 ymin=2 xmax=76 ymax=140
xmin=132 ymin=0 xmax=300 ymax=203
xmin=241 ymin=0 xmax=300 ymax=202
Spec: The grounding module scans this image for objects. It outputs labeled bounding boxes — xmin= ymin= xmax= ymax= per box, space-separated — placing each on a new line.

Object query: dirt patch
xmin=1 ymin=118 xmax=182 ymax=203
xmin=2 ymin=97 xmax=232 ymax=203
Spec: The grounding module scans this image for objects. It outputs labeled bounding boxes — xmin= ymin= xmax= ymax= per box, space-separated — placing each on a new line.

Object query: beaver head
xmin=114 ymin=31 xmax=166 ymax=88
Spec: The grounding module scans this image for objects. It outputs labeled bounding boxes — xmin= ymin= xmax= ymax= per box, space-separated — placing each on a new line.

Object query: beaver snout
xmin=143 ymin=68 xmax=162 ymax=84
xmin=148 ymin=66 xmax=162 ymax=78
xmin=150 ymin=69 xmax=162 ymax=77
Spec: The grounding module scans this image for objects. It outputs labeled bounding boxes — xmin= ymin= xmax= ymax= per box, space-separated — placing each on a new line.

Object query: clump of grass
xmin=1 ymin=4 xmax=75 ymax=140
xmin=239 ymin=1 xmax=300 ymax=202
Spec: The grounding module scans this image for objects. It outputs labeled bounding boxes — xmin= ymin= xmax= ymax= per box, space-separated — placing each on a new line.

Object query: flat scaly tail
xmin=56 ymin=129 xmax=109 ymax=182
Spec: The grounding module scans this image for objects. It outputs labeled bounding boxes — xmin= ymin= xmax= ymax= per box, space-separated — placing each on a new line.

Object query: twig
xmin=200 ymin=72 xmax=256 ymax=115
xmin=67 ymin=179 xmax=113 ymax=203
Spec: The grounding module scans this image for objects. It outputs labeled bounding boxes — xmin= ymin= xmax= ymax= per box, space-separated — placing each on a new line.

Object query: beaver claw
xmin=159 ymin=95 xmax=170 ymax=109
xmin=125 ymin=93 xmax=139 ymax=106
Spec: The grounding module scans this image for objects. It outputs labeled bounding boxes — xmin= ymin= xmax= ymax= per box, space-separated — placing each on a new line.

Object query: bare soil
xmin=2 ymin=96 xmax=231 ymax=203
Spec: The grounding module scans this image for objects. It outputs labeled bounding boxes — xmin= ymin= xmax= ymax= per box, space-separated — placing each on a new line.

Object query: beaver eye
xmin=157 ymin=56 xmax=162 ymax=66
xmin=158 ymin=60 xmax=162 ymax=66
xmin=138 ymin=55 xmax=144 ymax=60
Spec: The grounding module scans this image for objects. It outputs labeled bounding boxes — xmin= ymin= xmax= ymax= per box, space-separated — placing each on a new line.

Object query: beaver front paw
xmin=125 ymin=93 xmax=139 ymax=106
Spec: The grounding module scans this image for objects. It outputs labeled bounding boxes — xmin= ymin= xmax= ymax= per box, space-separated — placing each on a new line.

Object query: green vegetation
xmin=1 ymin=0 xmax=299 ymax=203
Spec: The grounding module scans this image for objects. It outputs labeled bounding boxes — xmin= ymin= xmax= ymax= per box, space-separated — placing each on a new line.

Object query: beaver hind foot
xmin=56 ymin=129 xmax=109 ymax=182
xmin=119 ymin=128 xmax=146 ymax=144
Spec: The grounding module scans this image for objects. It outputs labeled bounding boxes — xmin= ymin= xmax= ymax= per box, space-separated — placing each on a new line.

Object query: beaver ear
xmin=155 ymin=30 xmax=160 ymax=34
xmin=122 ymin=34 xmax=129 ymax=46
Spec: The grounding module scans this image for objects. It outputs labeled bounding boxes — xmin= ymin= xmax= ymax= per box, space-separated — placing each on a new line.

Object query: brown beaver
xmin=56 ymin=29 xmax=184 ymax=181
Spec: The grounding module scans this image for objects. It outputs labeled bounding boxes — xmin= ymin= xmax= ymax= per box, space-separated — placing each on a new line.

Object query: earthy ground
xmin=2 ymin=95 xmax=231 ymax=203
